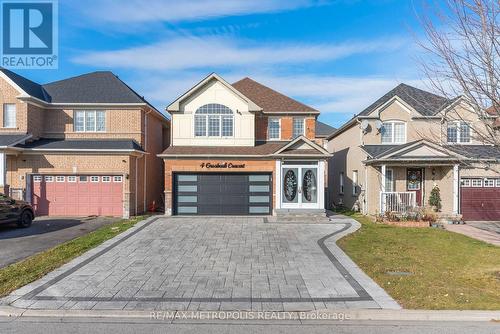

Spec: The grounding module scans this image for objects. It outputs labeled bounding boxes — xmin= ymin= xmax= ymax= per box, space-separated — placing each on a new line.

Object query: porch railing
xmin=380 ymin=192 xmax=416 ymax=213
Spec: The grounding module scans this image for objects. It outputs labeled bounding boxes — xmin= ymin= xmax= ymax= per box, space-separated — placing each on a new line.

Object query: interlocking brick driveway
xmin=5 ymin=216 xmax=399 ymax=311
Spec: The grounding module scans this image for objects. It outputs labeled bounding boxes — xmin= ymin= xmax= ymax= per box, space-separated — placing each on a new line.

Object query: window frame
xmin=460 ymin=178 xmax=471 ymax=187
xmin=90 ymin=176 xmax=99 ymax=183
xmin=102 ymin=176 xmax=111 ymax=183
xmin=292 ymin=117 xmax=305 ymax=138
xmin=339 ymin=172 xmax=344 ymax=194
xmin=113 ymin=176 xmax=123 ymax=183
xmin=56 ymin=176 xmax=65 ymax=182
xmin=447 ymin=121 xmax=471 ymax=144
xmin=68 ymin=176 xmax=77 ymax=183
xmin=44 ymin=176 xmax=54 ymax=182
xmin=33 ymin=175 xmax=42 ymax=182
xmin=471 ymin=178 xmax=483 ymax=187
xmin=193 ymin=104 xmax=234 ymax=138
xmin=385 ymin=168 xmax=394 ymax=192
xmin=484 ymin=178 xmax=495 ymax=187
xmin=74 ymin=110 xmax=106 ymax=132
xmin=267 ymin=117 xmax=281 ymax=140
xmin=3 ymin=103 xmax=16 ymax=128
xmin=352 ymin=170 xmax=359 ymax=195
xmin=381 ymin=120 xmax=406 ymax=144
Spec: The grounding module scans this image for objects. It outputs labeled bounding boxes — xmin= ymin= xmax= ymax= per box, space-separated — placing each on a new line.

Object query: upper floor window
xmin=74 ymin=110 xmax=106 ymax=132
xmin=3 ymin=104 xmax=16 ymax=128
xmin=268 ymin=118 xmax=280 ymax=140
xmin=292 ymin=118 xmax=304 ymax=138
xmin=447 ymin=121 xmax=471 ymax=143
xmin=381 ymin=121 xmax=406 ymax=144
xmin=194 ymin=103 xmax=233 ymax=137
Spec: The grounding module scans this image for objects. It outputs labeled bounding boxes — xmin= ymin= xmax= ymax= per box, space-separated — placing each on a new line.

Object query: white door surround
xmin=277 ymin=160 xmax=324 ymax=210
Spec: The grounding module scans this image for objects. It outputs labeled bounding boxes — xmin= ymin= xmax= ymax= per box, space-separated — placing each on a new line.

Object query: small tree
xmin=429 ymin=185 xmax=442 ymax=211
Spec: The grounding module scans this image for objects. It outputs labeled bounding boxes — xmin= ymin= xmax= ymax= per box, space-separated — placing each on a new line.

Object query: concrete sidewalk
xmin=0 ymin=305 xmax=499 ymax=323
xmin=444 ymin=224 xmax=500 ymax=246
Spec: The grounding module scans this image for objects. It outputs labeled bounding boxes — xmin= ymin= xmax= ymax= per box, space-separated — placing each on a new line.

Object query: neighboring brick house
xmin=0 ymin=69 xmax=169 ymax=218
xmin=159 ymin=73 xmax=330 ymax=216
xmin=327 ymin=83 xmax=500 ymax=221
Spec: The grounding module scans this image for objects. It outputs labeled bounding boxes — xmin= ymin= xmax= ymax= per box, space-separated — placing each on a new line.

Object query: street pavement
xmin=0 ymin=216 xmax=120 ymax=268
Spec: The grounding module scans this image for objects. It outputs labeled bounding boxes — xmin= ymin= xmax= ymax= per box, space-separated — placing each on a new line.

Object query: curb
xmin=1 ymin=306 xmax=499 ymax=322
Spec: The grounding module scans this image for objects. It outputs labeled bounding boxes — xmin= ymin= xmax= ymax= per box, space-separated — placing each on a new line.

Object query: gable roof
xmin=0 ymin=68 xmax=47 ymax=101
xmin=315 ymin=121 xmax=336 ymax=138
xmin=167 ymin=73 xmax=261 ymax=112
xmin=0 ymin=133 xmax=32 ymax=148
xmin=0 ymin=69 xmax=165 ymax=119
xmin=41 ymin=71 xmax=149 ymax=104
xmin=359 ymin=83 xmax=452 ymax=117
xmin=232 ymin=77 xmax=318 ymax=114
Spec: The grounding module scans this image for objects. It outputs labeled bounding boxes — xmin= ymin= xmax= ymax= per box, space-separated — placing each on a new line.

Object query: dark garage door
xmin=173 ymin=173 xmax=272 ymax=215
xmin=461 ymin=178 xmax=500 ymax=221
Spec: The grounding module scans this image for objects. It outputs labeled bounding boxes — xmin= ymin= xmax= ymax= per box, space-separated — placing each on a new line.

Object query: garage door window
xmin=484 ymin=179 xmax=495 ymax=187
xmin=45 ymin=176 xmax=53 ymax=182
xmin=497 ymin=179 xmax=500 ymax=187
xmin=79 ymin=176 xmax=88 ymax=182
xmin=56 ymin=176 xmax=65 ymax=182
xmin=90 ymin=176 xmax=99 ymax=182
xmin=33 ymin=176 xmax=42 ymax=182
xmin=471 ymin=179 xmax=483 ymax=187
xmin=460 ymin=178 xmax=471 ymax=187
xmin=68 ymin=176 xmax=77 ymax=182
xmin=113 ymin=176 xmax=123 ymax=182
xmin=102 ymin=176 xmax=111 ymax=182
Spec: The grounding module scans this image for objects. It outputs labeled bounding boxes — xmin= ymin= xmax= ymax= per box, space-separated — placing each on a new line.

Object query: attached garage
xmin=460 ymin=178 xmax=500 ymax=221
xmin=31 ymin=175 xmax=124 ymax=217
xmin=173 ymin=173 xmax=272 ymax=215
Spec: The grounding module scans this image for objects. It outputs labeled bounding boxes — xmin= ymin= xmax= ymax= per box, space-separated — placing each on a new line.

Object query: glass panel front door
xmin=282 ymin=165 xmax=319 ymax=208
xmin=282 ymin=168 xmax=299 ymax=204
xmin=301 ymin=167 xmax=318 ymax=206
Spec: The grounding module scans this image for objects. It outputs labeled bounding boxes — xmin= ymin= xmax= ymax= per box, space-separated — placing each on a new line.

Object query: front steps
xmin=270 ymin=209 xmax=329 ymax=223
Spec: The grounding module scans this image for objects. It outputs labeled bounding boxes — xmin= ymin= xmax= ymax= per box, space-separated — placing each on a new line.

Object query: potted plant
xmin=428 ymin=185 xmax=442 ymax=212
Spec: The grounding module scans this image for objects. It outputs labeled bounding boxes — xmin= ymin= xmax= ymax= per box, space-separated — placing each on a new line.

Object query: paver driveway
xmin=5 ymin=216 xmax=398 ymax=311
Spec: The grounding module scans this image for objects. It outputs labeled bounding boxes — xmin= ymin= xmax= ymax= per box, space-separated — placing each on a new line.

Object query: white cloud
xmin=66 ymin=0 xmax=320 ymax=24
xmin=72 ymin=35 xmax=406 ymax=71
xmin=128 ymin=71 xmax=422 ymax=118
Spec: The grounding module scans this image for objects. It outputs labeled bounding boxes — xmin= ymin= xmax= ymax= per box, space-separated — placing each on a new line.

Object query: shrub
xmin=428 ymin=185 xmax=442 ymax=211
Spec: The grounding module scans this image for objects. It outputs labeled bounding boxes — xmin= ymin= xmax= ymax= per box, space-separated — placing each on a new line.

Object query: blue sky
xmin=17 ymin=0 xmax=432 ymax=128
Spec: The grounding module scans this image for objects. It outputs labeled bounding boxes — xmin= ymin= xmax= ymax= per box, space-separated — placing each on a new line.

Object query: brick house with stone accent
xmin=327 ymin=83 xmax=500 ymax=221
xmin=0 ymin=69 xmax=169 ymax=218
xmin=159 ymin=73 xmax=331 ymax=216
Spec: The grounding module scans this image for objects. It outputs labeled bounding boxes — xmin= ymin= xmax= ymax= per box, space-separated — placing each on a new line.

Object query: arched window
xmin=194 ymin=103 xmax=234 ymax=137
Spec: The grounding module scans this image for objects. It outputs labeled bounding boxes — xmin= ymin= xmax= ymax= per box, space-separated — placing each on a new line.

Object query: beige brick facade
xmin=0 ymin=76 xmax=169 ymax=217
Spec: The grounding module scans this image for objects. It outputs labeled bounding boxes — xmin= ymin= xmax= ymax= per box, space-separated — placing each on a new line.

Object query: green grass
xmin=0 ymin=215 xmax=147 ymax=297
xmin=337 ymin=211 xmax=500 ymax=310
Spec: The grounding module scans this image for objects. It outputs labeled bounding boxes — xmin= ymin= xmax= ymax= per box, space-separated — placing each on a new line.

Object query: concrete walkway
xmin=444 ymin=224 xmax=500 ymax=246
xmin=2 ymin=215 xmax=399 ymax=312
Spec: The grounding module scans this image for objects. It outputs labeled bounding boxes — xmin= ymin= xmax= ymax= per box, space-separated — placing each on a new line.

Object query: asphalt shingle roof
xmin=360 ymin=144 xmax=402 ymax=158
xmin=315 ymin=121 xmax=336 ymax=137
xmin=16 ymin=138 xmax=143 ymax=151
xmin=358 ymin=83 xmax=452 ymax=117
xmin=445 ymin=145 xmax=500 ymax=160
xmin=232 ymin=77 xmax=318 ymax=113
xmin=0 ymin=133 xmax=31 ymax=147
xmin=0 ymin=68 xmax=47 ymax=101
xmin=160 ymin=141 xmax=288 ymax=156
xmin=41 ymin=72 xmax=148 ymax=104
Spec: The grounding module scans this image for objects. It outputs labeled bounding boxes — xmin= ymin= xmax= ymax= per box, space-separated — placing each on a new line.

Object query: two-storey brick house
xmin=159 ymin=73 xmax=330 ymax=216
xmin=0 ymin=69 xmax=169 ymax=218
xmin=327 ymin=83 xmax=500 ymax=221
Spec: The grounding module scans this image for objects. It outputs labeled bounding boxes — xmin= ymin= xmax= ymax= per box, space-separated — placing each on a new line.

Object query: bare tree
xmin=417 ymin=0 xmax=499 ymax=147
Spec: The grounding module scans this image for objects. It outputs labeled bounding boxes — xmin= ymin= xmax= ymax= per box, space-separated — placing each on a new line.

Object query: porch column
xmin=275 ymin=160 xmax=282 ymax=211
xmin=381 ymin=164 xmax=386 ymax=212
xmin=0 ymin=151 xmax=6 ymax=194
xmin=452 ymin=164 xmax=459 ymax=215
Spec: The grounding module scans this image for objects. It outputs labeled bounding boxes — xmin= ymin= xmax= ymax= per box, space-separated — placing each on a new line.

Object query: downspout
xmin=144 ymin=109 xmax=152 ymax=211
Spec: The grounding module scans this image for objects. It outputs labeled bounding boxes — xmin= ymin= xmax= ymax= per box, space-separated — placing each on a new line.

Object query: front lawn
xmin=337 ymin=212 xmax=500 ymax=310
xmin=0 ymin=215 xmax=147 ymax=297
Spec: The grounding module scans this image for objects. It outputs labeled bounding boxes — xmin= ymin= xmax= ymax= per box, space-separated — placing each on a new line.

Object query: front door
xmin=407 ymin=168 xmax=423 ymax=206
xmin=282 ymin=165 xmax=319 ymax=209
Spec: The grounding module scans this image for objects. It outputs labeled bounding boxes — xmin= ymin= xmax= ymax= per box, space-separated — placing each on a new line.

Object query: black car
xmin=0 ymin=194 xmax=35 ymax=228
